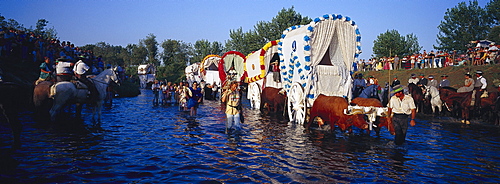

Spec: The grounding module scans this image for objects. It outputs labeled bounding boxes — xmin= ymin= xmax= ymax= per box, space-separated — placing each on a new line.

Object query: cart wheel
xmin=287 ymin=83 xmax=306 ymax=124
xmin=249 ymin=82 xmax=261 ymax=109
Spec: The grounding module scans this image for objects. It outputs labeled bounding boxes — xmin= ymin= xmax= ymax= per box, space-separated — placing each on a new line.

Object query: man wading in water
xmin=221 ymin=81 xmax=242 ymax=133
xmin=387 ymin=85 xmax=416 ymax=145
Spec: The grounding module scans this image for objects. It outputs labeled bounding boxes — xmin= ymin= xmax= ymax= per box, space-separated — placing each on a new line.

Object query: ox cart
xmin=218 ymin=51 xmax=246 ymax=89
xmin=244 ymin=40 xmax=282 ymax=109
xmin=279 ymin=14 xmax=388 ymax=131
xmin=200 ymin=55 xmax=222 ymax=88
xmin=185 ymin=62 xmax=202 ymax=85
xmin=138 ymin=64 xmax=156 ymax=89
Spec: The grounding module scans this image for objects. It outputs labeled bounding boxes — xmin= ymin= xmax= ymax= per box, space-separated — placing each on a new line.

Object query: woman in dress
xmin=457 ymin=74 xmax=475 ymax=93
xmin=188 ymin=82 xmax=203 ymax=116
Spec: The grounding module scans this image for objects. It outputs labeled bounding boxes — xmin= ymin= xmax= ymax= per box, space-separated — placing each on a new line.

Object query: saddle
xmin=73 ymin=81 xmax=89 ymax=89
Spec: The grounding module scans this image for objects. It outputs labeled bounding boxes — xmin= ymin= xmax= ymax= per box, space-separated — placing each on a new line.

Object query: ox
xmin=306 ymin=95 xmax=367 ymax=132
xmin=350 ymin=97 xmax=394 ymax=136
xmin=260 ymin=87 xmax=286 ymax=114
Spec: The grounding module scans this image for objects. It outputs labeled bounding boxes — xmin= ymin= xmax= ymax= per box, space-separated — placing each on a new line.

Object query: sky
xmin=0 ymin=0 xmax=491 ymax=59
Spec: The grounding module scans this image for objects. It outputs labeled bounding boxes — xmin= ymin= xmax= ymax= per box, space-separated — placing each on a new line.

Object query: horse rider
xmin=427 ymin=75 xmax=438 ymax=89
xmin=439 ymin=74 xmax=450 ymax=88
xmin=387 ymin=84 xmax=416 ymax=145
xmin=390 ymin=75 xmax=400 ymax=88
xmin=36 ymin=57 xmax=53 ymax=85
xmin=408 ymin=74 xmax=419 ymax=85
xmin=73 ymin=55 xmax=98 ymax=102
xmin=472 ymin=70 xmax=488 ymax=107
xmin=352 ymin=73 xmax=366 ymax=98
xmin=417 ymin=73 xmax=428 ymax=87
xmin=55 ymin=57 xmax=74 ymax=82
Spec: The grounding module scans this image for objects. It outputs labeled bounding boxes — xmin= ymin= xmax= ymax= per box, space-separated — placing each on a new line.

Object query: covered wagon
xmin=200 ymin=54 xmax=222 ymax=88
xmin=138 ymin=64 xmax=156 ymax=88
xmin=185 ymin=62 xmax=202 ymax=85
xmin=279 ymin=14 xmax=362 ymax=124
xmin=244 ymin=40 xmax=282 ymax=109
xmin=218 ymin=51 xmax=246 ymax=88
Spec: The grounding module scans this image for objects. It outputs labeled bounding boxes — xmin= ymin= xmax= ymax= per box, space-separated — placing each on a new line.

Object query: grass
xmin=361 ymin=64 xmax=500 ymax=91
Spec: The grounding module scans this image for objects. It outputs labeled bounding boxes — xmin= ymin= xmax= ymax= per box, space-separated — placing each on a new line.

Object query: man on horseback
xmin=408 ymin=74 xmax=419 ymax=85
xmin=473 ymin=70 xmax=487 ymax=107
xmin=73 ymin=55 xmax=98 ymax=102
xmin=439 ymin=74 xmax=450 ymax=88
xmin=35 ymin=57 xmax=53 ymax=85
xmin=55 ymin=57 xmax=74 ymax=82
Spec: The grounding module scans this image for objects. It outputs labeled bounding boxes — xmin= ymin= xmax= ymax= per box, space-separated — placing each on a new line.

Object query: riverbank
xmin=361 ymin=64 xmax=500 ymax=91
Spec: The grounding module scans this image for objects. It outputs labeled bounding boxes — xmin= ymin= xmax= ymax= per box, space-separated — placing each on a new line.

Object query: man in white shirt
xmin=74 ymin=55 xmax=98 ymax=102
xmin=387 ymin=85 xmax=416 ymax=145
xmin=473 ymin=70 xmax=488 ymax=107
xmin=408 ymin=74 xmax=419 ymax=85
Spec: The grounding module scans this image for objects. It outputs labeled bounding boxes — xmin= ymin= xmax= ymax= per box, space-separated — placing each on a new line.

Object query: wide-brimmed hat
xmin=391 ymin=84 xmax=404 ymax=94
xmin=411 ymin=74 xmax=416 ymax=77
xmin=476 ymin=70 xmax=483 ymax=74
xmin=56 ymin=57 xmax=68 ymax=62
xmin=428 ymin=75 xmax=434 ymax=79
xmin=441 ymin=74 xmax=448 ymax=77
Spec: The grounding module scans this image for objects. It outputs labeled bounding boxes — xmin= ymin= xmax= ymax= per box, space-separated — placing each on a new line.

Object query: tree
xmin=160 ymin=39 xmax=192 ymax=82
xmin=255 ymin=7 xmax=312 ymax=42
xmin=125 ymin=43 xmax=148 ymax=65
xmin=141 ymin=33 xmax=159 ymax=66
xmin=225 ymin=6 xmax=311 ymax=54
xmin=192 ymin=39 xmax=224 ymax=63
xmin=435 ymin=1 xmax=492 ymax=52
xmin=486 ymin=0 xmax=500 ymax=25
xmin=373 ymin=30 xmax=421 ymax=57
xmin=488 ymin=25 xmax=500 ymax=42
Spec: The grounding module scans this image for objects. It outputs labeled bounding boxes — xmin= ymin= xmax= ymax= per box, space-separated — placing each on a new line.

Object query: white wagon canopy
xmin=244 ymin=40 xmax=281 ymax=109
xmin=279 ymin=14 xmax=362 ymax=123
xmin=200 ymin=54 xmax=222 ymax=87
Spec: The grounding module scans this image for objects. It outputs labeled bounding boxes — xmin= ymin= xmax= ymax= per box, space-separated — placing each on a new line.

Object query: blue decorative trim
xmin=304 ymin=36 xmax=310 ymax=42
xmin=304 ymin=45 xmax=311 ymax=51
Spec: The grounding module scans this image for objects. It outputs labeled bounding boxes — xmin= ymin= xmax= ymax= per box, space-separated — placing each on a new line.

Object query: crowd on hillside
xmin=0 ymin=26 xmax=126 ymax=79
xmin=354 ymin=46 xmax=499 ymax=72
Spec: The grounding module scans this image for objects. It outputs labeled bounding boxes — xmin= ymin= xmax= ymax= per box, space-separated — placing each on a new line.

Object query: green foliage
xmin=192 ymin=39 xmax=224 ymax=63
xmin=488 ymin=26 xmax=500 ymax=42
xmin=141 ymin=33 xmax=160 ymax=66
xmin=80 ymin=42 xmax=126 ymax=66
xmin=159 ymin=39 xmax=191 ymax=82
xmin=487 ymin=0 xmax=500 ymax=25
xmin=373 ymin=30 xmax=421 ymax=57
xmin=126 ymin=43 xmax=148 ymax=65
xmin=225 ymin=6 xmax=311 ymax=54
xmin=435 ymin=0 xmax=492 ymax=53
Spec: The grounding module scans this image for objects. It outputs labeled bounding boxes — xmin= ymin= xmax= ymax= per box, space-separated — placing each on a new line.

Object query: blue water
xmin=1 ymin=89 xmax=499 ymax=183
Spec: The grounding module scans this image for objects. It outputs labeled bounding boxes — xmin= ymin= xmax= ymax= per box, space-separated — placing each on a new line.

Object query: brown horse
xmin=33 ymin=81 xmax=54 ymax=120
xmin=407 ymin=83 xmax=424 ymax=113
xmin=439 ymin=87 xmax=498 ymax=124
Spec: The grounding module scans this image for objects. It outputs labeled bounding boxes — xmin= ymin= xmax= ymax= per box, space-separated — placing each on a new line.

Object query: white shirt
xmin=73 ymin=60 xmax=90 ymax=75
xmin=476 ymin=76 xmax=487 ymax=90
xmin=388 ymin=95 xmax=416 ymax=115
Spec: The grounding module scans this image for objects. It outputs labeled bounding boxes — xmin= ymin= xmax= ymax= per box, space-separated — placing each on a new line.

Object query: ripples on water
xmin=1 ymin=89 xmax=499 ymax=183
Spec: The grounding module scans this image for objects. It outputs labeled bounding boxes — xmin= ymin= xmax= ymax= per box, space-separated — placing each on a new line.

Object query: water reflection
xmin=1 ymin=89 xmax=499 ymax=183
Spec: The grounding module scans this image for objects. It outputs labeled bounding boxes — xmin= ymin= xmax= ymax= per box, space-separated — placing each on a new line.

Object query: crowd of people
xmin=150 ymin=78 xmax=244 ymax=133
xmin=354 ymin=46 xmax=499 ymax=72
xmin=1 ymin=26 xmax=126 ymax=83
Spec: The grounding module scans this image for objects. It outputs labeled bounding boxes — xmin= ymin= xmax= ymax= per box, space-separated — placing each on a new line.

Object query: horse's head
xmin=101 ymin=69 xmax=120 ymax=85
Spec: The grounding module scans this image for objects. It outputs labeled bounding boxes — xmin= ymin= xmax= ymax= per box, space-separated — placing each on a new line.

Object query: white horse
xmin=49 ymin=69 xmax=119 ymax=124
xmin=424 ymin=86 xmax=442 ymax=114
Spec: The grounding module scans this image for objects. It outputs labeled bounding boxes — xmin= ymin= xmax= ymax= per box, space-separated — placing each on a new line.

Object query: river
xmin=1 ymin=89 xmax=499 ymax=183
